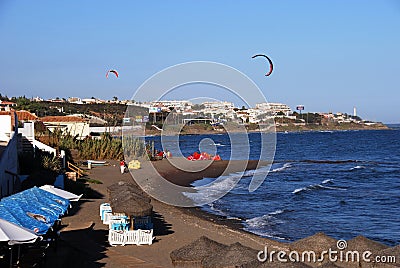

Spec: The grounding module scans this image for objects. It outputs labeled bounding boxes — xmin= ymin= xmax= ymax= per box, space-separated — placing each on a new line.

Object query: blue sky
xmin=0 ymin=0 xmax=399 ymax=123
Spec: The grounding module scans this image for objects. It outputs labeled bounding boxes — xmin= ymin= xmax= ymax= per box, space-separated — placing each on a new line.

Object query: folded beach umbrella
xmin=39 ymin=185 xmax=82 ymax=202
xmin=0 ymin=218 xmax=39 ymax=245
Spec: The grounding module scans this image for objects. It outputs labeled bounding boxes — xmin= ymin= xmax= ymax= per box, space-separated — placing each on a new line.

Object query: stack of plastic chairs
xmin=109 ymin=215 xmax=129 ymax=231
xmin=100 ymin=203 xmax=112 ymax=224
xmin=134 ymin=216 xmax=153 ymax=230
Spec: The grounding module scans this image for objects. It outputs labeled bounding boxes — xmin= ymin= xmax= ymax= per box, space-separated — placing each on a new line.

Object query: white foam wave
xmin=245 ymin=214 xmax=274 ymax=228
xmin=293 ymin=180 xmax=346 ymax=194
xmin=245 ymin=211 xmax=287 ymax=227
xmin=269 ymin=209 xmax=285 ymax=216
xmin=208 ymin=203 xmax=227 ymax=217
xmin=213 ymin=143 xmax=226 ymax=147
xmin=243 ymin=227 xmax=289 ymax=241
xmin=350 ymin=165 xmax=365 ymax=171
xmin=183 ymin=175 xmax=240 ymax=205
xmin=270 ymin=163 xmax=292 ymax=173
xmin=293 ymin=188 xmax=305 ymax=194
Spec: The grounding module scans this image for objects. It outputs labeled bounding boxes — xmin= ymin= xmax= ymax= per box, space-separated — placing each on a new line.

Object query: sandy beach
xmin=43 ymin=158 xmax=399 ymax=268
xmin=49 ymin=159 xmax=285 ymax=267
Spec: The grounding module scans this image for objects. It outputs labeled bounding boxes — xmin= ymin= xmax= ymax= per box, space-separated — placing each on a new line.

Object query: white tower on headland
xmin=353 ymin=107 xmax=357 ymax=117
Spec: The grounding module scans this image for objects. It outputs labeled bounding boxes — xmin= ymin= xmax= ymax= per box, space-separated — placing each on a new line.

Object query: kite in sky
xmin=106 ymin=69 xmax=119 ymax=78
xmin=252 ymin=54 xmax=273 ymax=76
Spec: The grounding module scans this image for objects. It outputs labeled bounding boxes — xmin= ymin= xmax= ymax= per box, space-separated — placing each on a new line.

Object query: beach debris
xmin=252 ymin=54 xmax=274 ymax=76
xmin=170 ymin=236 xmax=227 ymax=267
xmin=106 ymin=69 xmax=119 ymax=78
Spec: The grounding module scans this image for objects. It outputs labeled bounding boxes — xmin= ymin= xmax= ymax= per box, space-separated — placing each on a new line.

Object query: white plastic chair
xmin=138 ymin=229 xmax=154 ymax=245
xmin=103 ymin=211 xmax=113 ymax=225
xmin=108 ymin=229 xmax=126 ymax=246
xmin=100 ymin=203 xmax=111 ymax=217
xmin=125 ymin=230 xmax=140 ymax=245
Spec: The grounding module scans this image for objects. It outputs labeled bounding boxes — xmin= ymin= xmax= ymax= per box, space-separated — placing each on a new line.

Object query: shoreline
xmin=54 ymin=159 xmax=286 ymax=268
xmin=143 ymin=122 xmax=390 ymax=136
xmin=51 ymin=157 xmax=398 ymax=267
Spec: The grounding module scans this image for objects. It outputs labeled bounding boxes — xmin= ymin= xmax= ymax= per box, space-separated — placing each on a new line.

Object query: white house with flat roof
xmin=256 ymin=102 xmax=292 ymax=116
xmin=41 ymin=116 xmax=90 ymax=139
xmin=0 ymin=111 xmax=19 ymax=198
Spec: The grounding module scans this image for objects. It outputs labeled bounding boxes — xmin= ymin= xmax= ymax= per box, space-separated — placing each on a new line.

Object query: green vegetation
xmin=39 ymin=130 xmax=123 ymax=161
xmin=78 ymin=177 xmax=103 ymax=184
xmin=2 ymin=95 xmax=135 ymax=126
xmin=123 ymin=136 xmax=147 ymax=159
xmin=18 ymin=150 xmax=62 ymax=190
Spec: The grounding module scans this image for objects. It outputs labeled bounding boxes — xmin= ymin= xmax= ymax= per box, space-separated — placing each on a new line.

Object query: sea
xmin=146 ymin=126 xmax=400 ymax=246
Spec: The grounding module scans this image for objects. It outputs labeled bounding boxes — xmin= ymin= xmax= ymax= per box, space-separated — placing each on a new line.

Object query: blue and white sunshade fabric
xmin=0 ymin=204 xmax=50 ymax=235
xmin=0 ymin=187 xmax=70 ymax=235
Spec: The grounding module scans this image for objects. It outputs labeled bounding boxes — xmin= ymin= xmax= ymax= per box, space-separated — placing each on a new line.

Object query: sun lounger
xmin=108 ymin=229 xmax=154 ymax=246
xmin=108 ymin=230 xmax=126 ymax=246
xmin=138 ymin=229 xmax=154 ymax=245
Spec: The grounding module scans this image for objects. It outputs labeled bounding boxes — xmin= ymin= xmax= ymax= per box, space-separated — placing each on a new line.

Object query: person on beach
xmin=120 ymin=160 xmax=125 ymax=174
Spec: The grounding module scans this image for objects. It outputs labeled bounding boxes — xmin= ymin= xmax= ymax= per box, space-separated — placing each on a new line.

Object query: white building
xmin=81 ymin=98 xmax=97 ymax=104
xmin=0 ymin=100 xmax=17 ymax=111
xmin=41 ymin=116 xmax=90 ymax=139
xmin=149 ymin=100 xmax=192 ymax=112
xmin=68 ymin=97 xmax=83 ymax=104
xmin=202 ymin=101 xmax=234 ymax=110
xmin=0 ymin=111 xmax=19 ymax=198
xmin=255 ymin=102 xmax=292 ymax=116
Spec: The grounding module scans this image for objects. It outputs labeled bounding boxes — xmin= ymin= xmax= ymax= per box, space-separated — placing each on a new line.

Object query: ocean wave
xmin=243 ymin=166 xmax=272 ymax=177
xmin=245 ymin=214 xmax=284 ymax=228
xmin=349 ymin=165 xmax=365 ymax=171
xmin=292 ymin=180 xmax=346 ymax=194
xmin=213 ymin=143 xmax=226 ymax=147
xmin=322 ymin=179 xmax=333 ymax=184
xmin=208 ymin=203 xmax=228 ymax=217
xmin=184 ymin=175 xmax=240 ymax=204
xmin=270 ymin=163 xmax=292 ymax=173
xmin=242 ymin=227 xmax=289 ymax=241
xmin=269 ymin=209 xmax=285 ymax=215
xmin=302 ymin=159 xmax=359 ymax=164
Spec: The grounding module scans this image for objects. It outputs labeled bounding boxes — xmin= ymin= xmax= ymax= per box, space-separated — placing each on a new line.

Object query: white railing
xmin=32 ymin=139 xmax=56 ymax=155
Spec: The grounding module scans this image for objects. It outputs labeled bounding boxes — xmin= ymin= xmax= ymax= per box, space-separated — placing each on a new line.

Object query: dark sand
xmin=46 ymin=158 xmax=285 ymax=267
